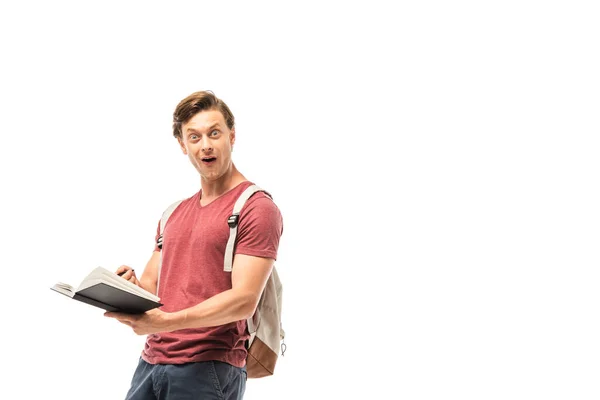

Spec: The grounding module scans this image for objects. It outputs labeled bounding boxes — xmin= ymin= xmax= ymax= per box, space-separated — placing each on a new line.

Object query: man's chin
xmin=200 ymin=171 xmax=223 ymax=182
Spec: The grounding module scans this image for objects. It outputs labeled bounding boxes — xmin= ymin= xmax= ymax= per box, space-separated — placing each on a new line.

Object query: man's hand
xmin=104 ymin=308 xmax=177 ymax=335
xmin=116 ymin=265 xmax=141 ymax=287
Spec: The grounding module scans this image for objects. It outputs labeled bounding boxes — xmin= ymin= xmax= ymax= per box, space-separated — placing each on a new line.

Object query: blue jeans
xmin=125 ymin=358 xmax=247 ymax=400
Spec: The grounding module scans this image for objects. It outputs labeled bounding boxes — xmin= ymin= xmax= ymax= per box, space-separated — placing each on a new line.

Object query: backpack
xmin=157 ymin=184 xmax=285 ymax=378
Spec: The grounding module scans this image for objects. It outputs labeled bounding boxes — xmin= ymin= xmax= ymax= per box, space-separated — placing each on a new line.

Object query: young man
xmin=105 ymin=91 xmax=284 ymax=400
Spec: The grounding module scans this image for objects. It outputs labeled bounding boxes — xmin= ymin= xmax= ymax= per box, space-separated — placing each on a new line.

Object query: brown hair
xmin=172 ymin=90 xmax=235 ymax=138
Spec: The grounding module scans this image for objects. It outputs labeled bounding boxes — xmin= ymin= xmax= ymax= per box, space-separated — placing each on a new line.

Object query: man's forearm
xmin=165 ymin=289 xmax=257 ymax=331
xmin=139 ymin=277 xmax=157 ymax=295
xmin=138 ymin=251 xmax=161 ymax=295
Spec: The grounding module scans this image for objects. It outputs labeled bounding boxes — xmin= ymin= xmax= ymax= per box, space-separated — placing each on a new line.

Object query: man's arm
xmin=105 ymin=253 xmax=273 ymax=334
xmin=139 ymin=251 xmax=160 ymax=295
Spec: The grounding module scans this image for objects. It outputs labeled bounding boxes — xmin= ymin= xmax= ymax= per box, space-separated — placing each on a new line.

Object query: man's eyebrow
xmin=185 ymin=123 xmax=221 ymax=134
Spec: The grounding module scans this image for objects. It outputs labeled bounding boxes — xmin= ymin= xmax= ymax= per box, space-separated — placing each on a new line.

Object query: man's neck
xmin=200 ymin=164 xmax=246 ymax=205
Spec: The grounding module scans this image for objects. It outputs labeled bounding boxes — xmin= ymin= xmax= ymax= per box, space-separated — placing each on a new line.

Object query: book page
xmin=51 ymin=282 xmax=75 ymax=298
xmin=77 ymin=267 xmax=160 ymax=302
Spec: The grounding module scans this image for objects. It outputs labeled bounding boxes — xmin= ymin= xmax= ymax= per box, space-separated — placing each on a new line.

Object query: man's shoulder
xmin=232 ymin=181 xmax=276 ymax=206
xmin=236 ymin=187 xmax=284 ymax=242
xmin=161 ymin=192 xmax=198 ymax=215
xmin=241 ymin=188 xmax=281 ymax=218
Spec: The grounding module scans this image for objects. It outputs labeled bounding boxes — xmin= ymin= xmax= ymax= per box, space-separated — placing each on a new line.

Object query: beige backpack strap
xmin=224 ymin=185 xmax=269 ymax=272
xmin=156 ymin=199 xmax=183 ymax=292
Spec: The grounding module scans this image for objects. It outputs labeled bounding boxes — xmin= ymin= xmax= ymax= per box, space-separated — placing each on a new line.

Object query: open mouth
xmin=201 ymin=157 xmax=217 ymax=164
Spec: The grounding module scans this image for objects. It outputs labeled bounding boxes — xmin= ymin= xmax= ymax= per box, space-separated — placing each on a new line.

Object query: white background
xmin=1 ymin=1 xmax=599 ymax=399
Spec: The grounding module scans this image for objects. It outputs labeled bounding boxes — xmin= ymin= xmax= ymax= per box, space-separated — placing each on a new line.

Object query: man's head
xmin=172 ymin=91 xmax=235 ymax=139
xmin=173 ymin=91 xmax=237 ymax=182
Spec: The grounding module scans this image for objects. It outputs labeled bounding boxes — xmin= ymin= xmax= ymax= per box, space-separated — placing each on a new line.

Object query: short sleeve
xmin=234 ymin=194 xmax=283 ymax=260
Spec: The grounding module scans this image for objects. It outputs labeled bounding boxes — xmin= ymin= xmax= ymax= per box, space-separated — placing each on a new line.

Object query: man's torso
xmin=142 ymin=181 xmax=282 ymax=367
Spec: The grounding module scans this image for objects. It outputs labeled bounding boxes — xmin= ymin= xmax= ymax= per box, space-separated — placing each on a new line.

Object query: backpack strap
xmin=156 ymin=199 xmax=183 ymax=292
xmin=157 ymin=199 xmax=184 ymax=249
xmin=224 ymin=184 xmax=270 ymax=272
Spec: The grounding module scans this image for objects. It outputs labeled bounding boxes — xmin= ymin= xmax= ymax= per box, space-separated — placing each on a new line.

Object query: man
xmin=105 ymin=90 xmax=284 ymax=400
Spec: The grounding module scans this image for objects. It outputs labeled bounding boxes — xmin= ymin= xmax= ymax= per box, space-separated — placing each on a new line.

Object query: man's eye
xmin=190 ymin=134 xmax=198 ymax=140
xmin=210 ymin=130 xmax=219 ymax=137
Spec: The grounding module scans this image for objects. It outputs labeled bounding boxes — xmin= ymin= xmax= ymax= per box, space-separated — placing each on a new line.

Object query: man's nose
xmin=200 ymin=137 xmax=213 ymax=152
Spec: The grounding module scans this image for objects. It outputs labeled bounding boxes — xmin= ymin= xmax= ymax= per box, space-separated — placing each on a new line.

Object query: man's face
xmin=178 ymin=109 xmax=235 ymax=182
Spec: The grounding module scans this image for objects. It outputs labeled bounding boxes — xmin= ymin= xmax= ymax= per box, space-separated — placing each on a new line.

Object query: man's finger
xmin=116 ymin=265 xmax=131 ymax=275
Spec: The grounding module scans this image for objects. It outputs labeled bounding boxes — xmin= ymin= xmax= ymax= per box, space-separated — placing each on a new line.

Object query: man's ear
xmin=230 ymin=128 xmax=236 ymax=147
xmin=177 ymin=137 xmax=187 ymax=155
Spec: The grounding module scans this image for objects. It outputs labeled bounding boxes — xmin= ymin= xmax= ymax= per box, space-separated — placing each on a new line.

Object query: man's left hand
xmin=104 ymin=308 xmax=175 ymax=335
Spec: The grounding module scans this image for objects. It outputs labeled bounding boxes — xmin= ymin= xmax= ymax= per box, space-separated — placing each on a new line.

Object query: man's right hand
xmin=114 ymin=252 xmax=161 ymax=296
xmin=116 ymin=265 xmax=141 ymax=287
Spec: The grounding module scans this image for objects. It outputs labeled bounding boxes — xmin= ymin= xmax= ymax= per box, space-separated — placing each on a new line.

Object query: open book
xmin=51 ymin=266 xmax=162 ymax=314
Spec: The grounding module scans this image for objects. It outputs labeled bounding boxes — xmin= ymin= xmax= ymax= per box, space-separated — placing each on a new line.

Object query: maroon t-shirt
xmin=141 ymin=181 xmax=283 ymax=367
